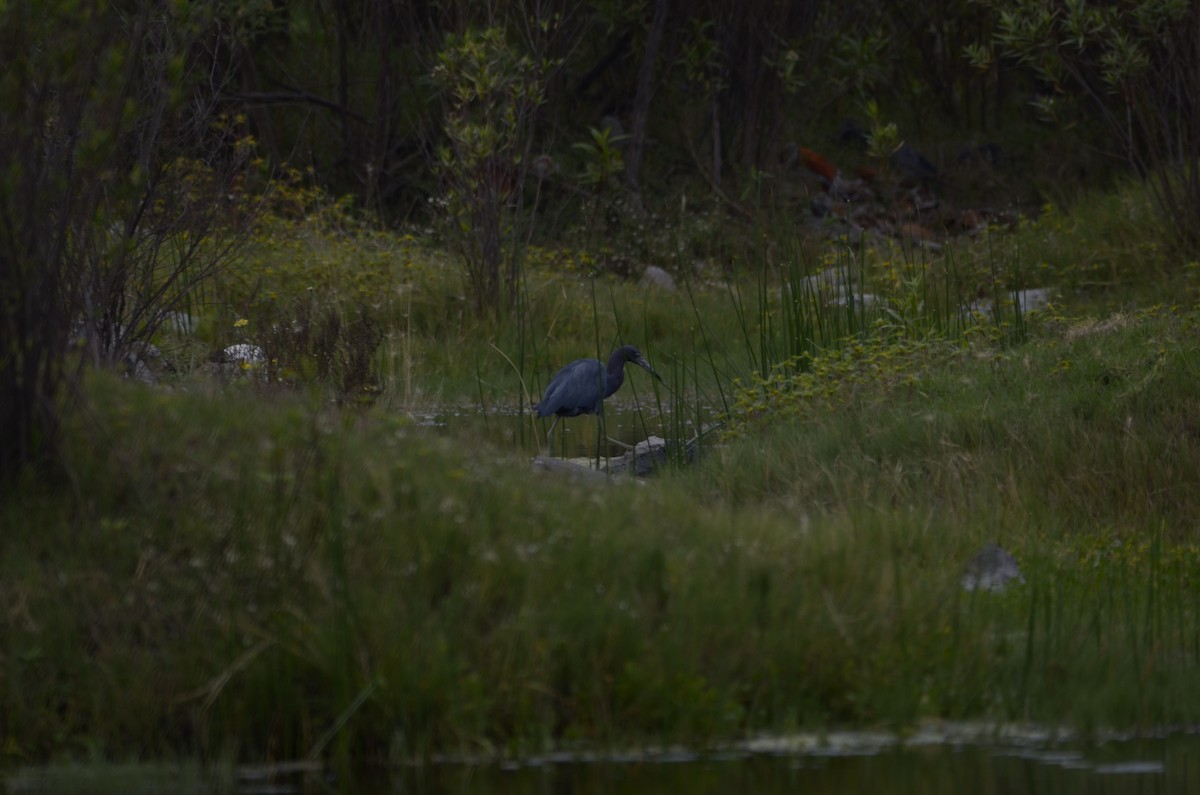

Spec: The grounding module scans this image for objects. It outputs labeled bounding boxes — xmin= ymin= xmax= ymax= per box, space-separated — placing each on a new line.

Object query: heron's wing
xmin=573 ymin=359 xmax=608 ymax=412
xmin=537 ymin=358 xmax=605 ymax=416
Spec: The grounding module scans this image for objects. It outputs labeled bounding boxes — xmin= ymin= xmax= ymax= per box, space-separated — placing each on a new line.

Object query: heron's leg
xmin=543 ymin=415 xmax=561 ymax=453
xmin=597 ymin=411 xmax=633 ymax=451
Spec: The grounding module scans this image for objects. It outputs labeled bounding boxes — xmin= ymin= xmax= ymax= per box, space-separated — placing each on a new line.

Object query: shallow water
xmin=414 ymin=404 xmax=682 ymax=460
xmin=9 ymin=730 xmax=1198 ymax=795
xmin=387 ymin=732 xmax=1196 ymax=795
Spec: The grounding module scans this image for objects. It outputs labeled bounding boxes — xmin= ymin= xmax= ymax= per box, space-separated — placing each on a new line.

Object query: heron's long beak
xmin=636 ymin=355 xmax=664 ymax=382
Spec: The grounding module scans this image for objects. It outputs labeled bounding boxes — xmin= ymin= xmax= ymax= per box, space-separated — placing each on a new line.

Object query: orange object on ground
xmin=799 ymin=147 xmax=838 ymax=182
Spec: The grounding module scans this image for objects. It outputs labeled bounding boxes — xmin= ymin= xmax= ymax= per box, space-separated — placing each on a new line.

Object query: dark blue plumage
xmin=536 ymin=345 xmax=662 ymax=447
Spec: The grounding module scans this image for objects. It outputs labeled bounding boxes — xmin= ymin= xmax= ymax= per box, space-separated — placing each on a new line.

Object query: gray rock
xmin=221 ymin=343 xmax=266 ymax=367
xmin=605 ymin=435 xmax=668 ymax=477
xmin=799 ymin=266 xmax=849 ymax=293
xmin=606 ymin=425 xmax=723 ymax=477
xmin=1016 ymin=287 xmax=1054 ymax=314
xmin=531 ymin=455 xmax=611 ymax=484
xmin=640 ymin=265 xmax=676 ymax=291
xmin=829 ymin=292 xmax=883 ymax=310
xmin=121 ymin=341 xmax=168 ymax=384
xmin=121 ymin=354 xmax=156 ymax=384
xmin=962 ymin=543 xmax=1025 ymax=593
xmin=209 ymin=343 xmax=269 ymax=381
xmin=970 ymin=287 xmax=1055 ymax=319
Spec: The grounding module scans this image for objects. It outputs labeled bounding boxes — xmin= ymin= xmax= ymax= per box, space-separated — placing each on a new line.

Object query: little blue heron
xmin=536 ymin=345 xmax=663 ymax=450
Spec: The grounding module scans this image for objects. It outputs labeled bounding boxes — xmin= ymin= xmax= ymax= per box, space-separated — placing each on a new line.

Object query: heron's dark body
xmin=537 ymin=359 xmax=616 ymax=418
xmin=536 ymin=345 xmax=658 ymax=420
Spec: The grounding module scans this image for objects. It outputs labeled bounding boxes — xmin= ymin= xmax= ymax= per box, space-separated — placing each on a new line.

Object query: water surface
xmin=389 ymin=732 xmax=1195 ymax=795
xmin=414 ymin=404 xmax=684 ymax=460
xmin=10 ymin=730 xmax=1197 ymax=795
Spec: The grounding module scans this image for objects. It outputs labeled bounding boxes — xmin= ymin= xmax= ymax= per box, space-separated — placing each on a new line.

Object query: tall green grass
xmin=18 ymin=174 xmax=1196 ymax=765
xmin=726 ymin=216 xmax=1033 ymax=403
xmin=168 ymin=173 xmax=1180 ymax=464
xmin=4 ymin=307 xmax=1200 ymax=765
xmin=173 ymin=168 xmax=1187 ymax=424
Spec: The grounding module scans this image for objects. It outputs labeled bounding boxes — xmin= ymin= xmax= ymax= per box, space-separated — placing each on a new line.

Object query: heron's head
xmin=619 ymin=345 xmax=664 ymax=382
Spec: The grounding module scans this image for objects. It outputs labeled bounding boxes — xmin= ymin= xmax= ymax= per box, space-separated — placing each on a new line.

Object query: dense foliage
xmin=0 ymin=0 xmax=1184 ymax=486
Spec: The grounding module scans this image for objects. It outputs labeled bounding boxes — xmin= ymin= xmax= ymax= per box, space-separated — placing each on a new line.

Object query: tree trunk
xmin=623 ymin=0 xmax=669 ymax=205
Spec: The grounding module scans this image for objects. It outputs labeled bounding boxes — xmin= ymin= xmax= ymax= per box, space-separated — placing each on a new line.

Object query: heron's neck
xmin=604 ymin=354 xmax=625 ymax=398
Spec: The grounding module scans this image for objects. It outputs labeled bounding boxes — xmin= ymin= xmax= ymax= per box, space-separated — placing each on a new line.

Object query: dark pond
xmin=9 ymin=730 xmax=1198 ymax=795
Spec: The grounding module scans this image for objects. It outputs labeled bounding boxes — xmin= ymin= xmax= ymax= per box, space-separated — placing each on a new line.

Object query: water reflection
xmin=7 ymin=733 xmax=1197 ymax=794
xmin=389 ymin=735 xmax=1194 ymax=795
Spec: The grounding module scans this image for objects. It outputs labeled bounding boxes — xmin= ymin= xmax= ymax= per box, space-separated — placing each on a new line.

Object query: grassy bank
xmin=3 ymin=294 xmax=1200 ymax=765
xmin=4 ymin=175 xmax=1200 ymax=765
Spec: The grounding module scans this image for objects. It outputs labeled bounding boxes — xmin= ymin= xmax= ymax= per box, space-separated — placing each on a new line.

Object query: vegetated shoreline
xmin=3 ymin=294 xmax=1200 ymax=766
xmin=7 ymin=0 xmax=1200 ymax=773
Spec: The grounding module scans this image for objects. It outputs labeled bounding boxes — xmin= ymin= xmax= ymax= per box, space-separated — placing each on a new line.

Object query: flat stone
xmin=962 ymin=543 xmax=1025 ymax=593
xmin=605 ymin=436 xmax=667 ymax=477
xmin=531 ymin=456 xmax=610 ymax=484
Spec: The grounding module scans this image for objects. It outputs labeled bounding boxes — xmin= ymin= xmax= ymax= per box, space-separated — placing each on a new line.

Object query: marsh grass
xmin=162 ymin=169 xmax=1192 ymax=430
xmin=158 ymin=172 xmax=1070 ymax=439
xmin=4 ymin=303 xmax=1200 ymax=764
xmin=10 ymin=175 xmax=1200 ymax=765
xmin=729 ymin=212 xmax=1035 ymax=406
